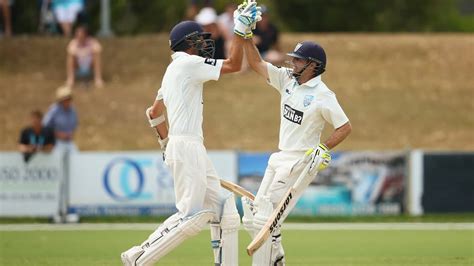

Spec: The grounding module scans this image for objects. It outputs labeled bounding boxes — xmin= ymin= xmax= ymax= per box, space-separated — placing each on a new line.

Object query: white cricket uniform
xmin=256 ymin=62 xmax=350 ymax=204
xmin=249 ymin=63 xmax=350 ymax=266
xmin=157 ymin=52 xmax=226 ymax=221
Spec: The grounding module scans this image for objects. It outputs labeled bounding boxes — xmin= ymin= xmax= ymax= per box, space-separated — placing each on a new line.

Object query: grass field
xmin=1 ymin=225 xmax=473 ymax=265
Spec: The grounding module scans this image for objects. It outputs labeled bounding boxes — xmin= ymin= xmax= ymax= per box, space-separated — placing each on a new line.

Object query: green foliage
xmin=273 ymin=0 xmax=474 ymax=32
xmin=5 ymin=0 xmax=474 ymax=34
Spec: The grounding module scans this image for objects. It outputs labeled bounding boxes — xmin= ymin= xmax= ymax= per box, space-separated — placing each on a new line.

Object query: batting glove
xmin=233 ymin=1 xmax=261 ymax=38
xmin=305 ymin=143 xmax=331 ymax=172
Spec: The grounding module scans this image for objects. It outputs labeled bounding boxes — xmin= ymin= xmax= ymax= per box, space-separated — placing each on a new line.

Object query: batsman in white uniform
xmin=120 ymin=3 xmax=262 ymax=265
xmin=242 ymin=38 xmax=353 ymax=265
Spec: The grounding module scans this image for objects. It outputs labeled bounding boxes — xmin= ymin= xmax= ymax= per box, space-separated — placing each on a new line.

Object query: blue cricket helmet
xmin=169 ymin=21 xmax=215 ymax=58
xmin=287 ymin=41 xmax=326 ymax=75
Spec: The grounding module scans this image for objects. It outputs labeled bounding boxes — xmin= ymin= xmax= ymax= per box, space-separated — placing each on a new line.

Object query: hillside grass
xmin=1 ymin=33 xmax=473 ymax=151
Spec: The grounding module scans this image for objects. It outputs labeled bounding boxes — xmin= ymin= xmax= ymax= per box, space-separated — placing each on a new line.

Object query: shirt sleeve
xmin=266 ymin=62 xmax=291 ymax=94
xmin=321 ymin=93 xmax=350 ymax=129
xmin=190 ymin=56 xmax=224 ymax=82
xmin=72 ymin=109 xmax=79 ymax=131
xmin=42 ymin=105 xmax=56 ymax=129
xmin=91 ymin=39 xmax=102 ymax=53
xmin=67 ymin=40 xmax=76 ymax=55
xmin=155 ymin=88 xmax=163 ymax=101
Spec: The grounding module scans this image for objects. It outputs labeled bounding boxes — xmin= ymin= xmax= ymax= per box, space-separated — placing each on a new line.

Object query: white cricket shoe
xmin=121 ymin=246 xmax=144 ymax=266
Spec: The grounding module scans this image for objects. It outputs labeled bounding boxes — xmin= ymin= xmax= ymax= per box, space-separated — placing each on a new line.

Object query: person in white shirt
xmin=120 ymin=3 xmax=262 ymax=266
xmin=66 ymin=25 xmax=104 ymax=88
xmin=242 ymin=40 xmax=352 ymax=265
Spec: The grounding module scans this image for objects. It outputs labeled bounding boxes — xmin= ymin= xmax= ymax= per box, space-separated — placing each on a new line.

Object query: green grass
xmin=2 ymin=213 xmax=474 ymax=224
xmin=1 ymin=229 xmax=472 ymax=265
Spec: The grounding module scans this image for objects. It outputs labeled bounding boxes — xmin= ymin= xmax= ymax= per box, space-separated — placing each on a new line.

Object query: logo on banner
xmin=103 ymin=158 xmax=152 ymax=201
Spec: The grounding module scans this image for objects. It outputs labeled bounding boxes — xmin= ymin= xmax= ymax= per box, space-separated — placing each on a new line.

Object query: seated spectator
xmin=66 ymin=24 xmax=104 ymax=88
xmin=185 ymin=0 xmax=212 ymax=20
xmin=0 ymin=0 xmax=12 ymax=37
xmin=253 ymin=6 xmax=284 ymax=65
xmin=18 ymin=110 xmax=55 ymax=162
xmin=195 ymin=7 xmax=226 ymax=59
xmin=42 ymin=86 xmax=78 ymax=155
xmin=51 ymin=0 xmax=84 ymax=37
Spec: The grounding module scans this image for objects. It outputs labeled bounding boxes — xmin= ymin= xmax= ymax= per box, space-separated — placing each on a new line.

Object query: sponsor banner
xmin=0 ymin=152 xmax=62 ymax=217
xmin=69 ymin=151 xmax=237 ymax=216
xmin=238 ymin=151 xmax=407 ymax=216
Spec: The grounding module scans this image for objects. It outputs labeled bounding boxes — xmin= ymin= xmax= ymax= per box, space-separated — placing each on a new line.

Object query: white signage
xmin=0 ymin=153 xmax=62 ymax=217
xmin=68 ymin=151 xmax=237 ymax=216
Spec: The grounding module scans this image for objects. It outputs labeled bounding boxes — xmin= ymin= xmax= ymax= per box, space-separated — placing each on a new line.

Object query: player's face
xmin=291 ymin=57 xmax=307 ymax=73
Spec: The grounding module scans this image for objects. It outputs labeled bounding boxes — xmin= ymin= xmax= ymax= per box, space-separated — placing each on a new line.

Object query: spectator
xmin=66 ymin=24 xmax=104 ymax=88
xmin=42 ymin=86 xmax=78 ymax=155
xmin=18 ymin=110 xmax=55 ymax=162
xmin=185 ymin=0 xmax=212 ymax=20
xmin=50 ymin=0 xmax=84 ymax=36
xmin=38 ymin=0 xmax=58 ymax=35
xmin=253 ymin=6 xmax=284 ymax=65
xmin=195 ymin=7 xmax=226 ymax=59
xmin=0 ymin=0 xmax=12 ymax=37
xmin=217 ymin=3 xmax=237 ymax=57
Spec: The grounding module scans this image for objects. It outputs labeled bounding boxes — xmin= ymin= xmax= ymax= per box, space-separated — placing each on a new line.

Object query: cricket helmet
xmin=287 ymin=41 xmax=326 ymax=76
xmin=169 ymin=20 xmax=215 ymax=58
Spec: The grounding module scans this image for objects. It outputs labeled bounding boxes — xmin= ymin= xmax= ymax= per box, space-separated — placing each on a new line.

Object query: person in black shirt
xmin=18 ymin=110 xmax=55 ymax=162
xmin=253 ymin=6 xmax=284 ymax=65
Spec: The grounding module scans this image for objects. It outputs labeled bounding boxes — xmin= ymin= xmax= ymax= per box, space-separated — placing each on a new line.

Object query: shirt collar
xmin=300 ymin=75 xmax=322 ymax=88
xmin=171 ymin=51 xmax=189 ymax=60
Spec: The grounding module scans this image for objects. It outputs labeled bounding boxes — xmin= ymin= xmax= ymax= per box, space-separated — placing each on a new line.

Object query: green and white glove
xmin=305 ymin=143 xmax=331 ymax=172
xmin=233 ymin=1 xmax=262 ymax=38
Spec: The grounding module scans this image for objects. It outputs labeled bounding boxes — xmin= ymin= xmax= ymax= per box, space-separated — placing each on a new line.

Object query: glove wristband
xmin=319 ymin=143 xmax=329 ymax=151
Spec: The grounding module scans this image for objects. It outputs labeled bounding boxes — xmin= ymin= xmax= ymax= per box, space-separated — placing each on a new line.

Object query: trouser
xmin=253 ymin=151 xmax=307 ymax=266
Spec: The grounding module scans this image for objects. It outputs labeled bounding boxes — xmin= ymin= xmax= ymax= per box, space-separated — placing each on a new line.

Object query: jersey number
xmin=204 ymin=58 xmax=217 ymax=66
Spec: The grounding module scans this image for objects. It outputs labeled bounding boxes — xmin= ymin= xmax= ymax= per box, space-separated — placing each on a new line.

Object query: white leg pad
xmin=271 ymin=226 xmax=285 ymax=266
xmin=252 ymin=196 xmax=273 ymax=266
xmin=210 ymin=194 xmax=240 ymax=266
xmin=132 ymin=210 xmax=214 ymax=266
xmin=241 ymin=196 xmax=256 ymax=238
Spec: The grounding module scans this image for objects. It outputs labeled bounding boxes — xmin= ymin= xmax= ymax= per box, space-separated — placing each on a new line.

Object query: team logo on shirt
xmin=303 ymin=95 xmax=314 ymax=107
xmin=283 ymin=104 xmax=304 ymax=125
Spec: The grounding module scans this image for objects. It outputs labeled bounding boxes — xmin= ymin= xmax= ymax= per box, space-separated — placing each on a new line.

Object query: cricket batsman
xmin=120 ymin=2 xmax=262 ymax=265
xmin=241 ymin=22 xmax=353 ymax=265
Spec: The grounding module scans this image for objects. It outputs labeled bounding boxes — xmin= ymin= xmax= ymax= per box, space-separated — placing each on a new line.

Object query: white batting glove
xmin=233 ymin=1 xmax=262 ymax=38
xmin=304 ymin=143 xmax=331 ymax=173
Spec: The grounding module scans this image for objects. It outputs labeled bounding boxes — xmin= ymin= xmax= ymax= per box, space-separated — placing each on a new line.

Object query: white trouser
xmin=253 ymin=151 xmax=307 ymax=266
xmin=120 ymin=135 xmax=233 ymax=265
xmin=53 ymin=140 xmax=78 ymax=156
xmin=165 ymin=135 xmax=226 ymax=221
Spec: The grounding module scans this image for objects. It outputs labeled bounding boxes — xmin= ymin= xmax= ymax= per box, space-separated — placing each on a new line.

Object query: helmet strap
xmin=292 ymin=60 xmax=313 ymax=84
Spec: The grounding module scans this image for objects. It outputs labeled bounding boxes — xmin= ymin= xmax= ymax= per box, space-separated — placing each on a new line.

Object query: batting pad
xmin=136 ymin=210 xmax=215 ymax=266
xmin=210 ymin=194 xmax=240 ymax=266
xmin=252 ymin=197 xmax=273 ymax=266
